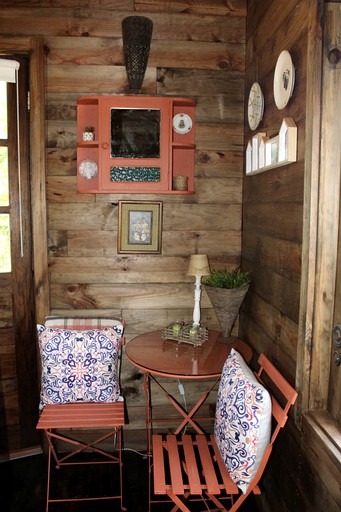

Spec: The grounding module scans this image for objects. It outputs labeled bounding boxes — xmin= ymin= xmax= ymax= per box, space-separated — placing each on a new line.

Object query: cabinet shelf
xmin=245 ymin=118 xmax=297 ymax=176
xmin=172 ymin=142 xmax=196 ymax=150
xmin=77 ymin=96 xmax=196 ymax=194
xmin=77 ymin=141 xmax=99 ymax=148
xmin=246 ymin=158 xmax=296 ymax=175
xmin=167 ymin=190 xmax=195 ymax=195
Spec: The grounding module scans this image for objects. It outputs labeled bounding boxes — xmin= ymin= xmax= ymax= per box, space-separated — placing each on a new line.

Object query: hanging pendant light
xmin=122 ymin=16 xmax=153 ymax=92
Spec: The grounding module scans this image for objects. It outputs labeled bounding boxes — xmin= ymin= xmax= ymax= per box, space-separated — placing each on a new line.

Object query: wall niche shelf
xmin=246 ymin=118 xmax=297 ymax=175
xmin=77 ymin=95 xmax=196 ymax=194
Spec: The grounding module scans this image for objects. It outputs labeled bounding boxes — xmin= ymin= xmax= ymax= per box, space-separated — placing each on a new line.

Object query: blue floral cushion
xmin=214 ymin=348 xmax=272 ymax=494
xmin=37 ymin=326 xmax=122 ymax=409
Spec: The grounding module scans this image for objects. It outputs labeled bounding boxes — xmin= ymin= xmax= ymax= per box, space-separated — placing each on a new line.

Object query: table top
xmin=125 ymin=330 xmax=253 ymax=379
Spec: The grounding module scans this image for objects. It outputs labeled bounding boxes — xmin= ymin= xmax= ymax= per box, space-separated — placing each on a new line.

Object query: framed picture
xmin=118 ymin=201 xmax=163 ymax=254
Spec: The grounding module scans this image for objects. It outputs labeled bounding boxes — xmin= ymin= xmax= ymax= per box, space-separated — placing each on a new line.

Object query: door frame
xmin=0 ymin=36 xmax=50 ymax=320
xmin=0 ymin=37 xmax=49 ymax=451
xmin=297 ymin=1 xmax=341 ymax=443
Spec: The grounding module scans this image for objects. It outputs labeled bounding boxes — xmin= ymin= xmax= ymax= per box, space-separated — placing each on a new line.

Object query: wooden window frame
xmin=296 ymin=1 xmax=341 ymax=461
xmin=0 ymin=37 xmax=49 ymax=322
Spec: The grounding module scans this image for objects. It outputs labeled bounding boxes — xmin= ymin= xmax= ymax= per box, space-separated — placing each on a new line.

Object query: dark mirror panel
xmin=111 ymin=108 xmax=160 ymax=158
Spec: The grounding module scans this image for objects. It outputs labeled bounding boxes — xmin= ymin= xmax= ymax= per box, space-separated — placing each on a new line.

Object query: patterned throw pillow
xmin=214 ymin=348 xmax=272 ymax=494
xmin=37 ymin=326 xmax=122 ymax=410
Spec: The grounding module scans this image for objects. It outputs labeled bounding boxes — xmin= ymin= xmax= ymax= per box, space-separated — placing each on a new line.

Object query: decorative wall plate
xmin=172 ymin=113 xmax=192 ymax=134
xmin=78 ymin=159 xmax=98 ymax=179
xmin=247 ymin=82 xmax=264 ymax=131
xmin=273 ymin=50 xmax=295 ymax=110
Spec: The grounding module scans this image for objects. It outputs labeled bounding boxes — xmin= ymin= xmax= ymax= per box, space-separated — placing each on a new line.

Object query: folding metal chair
xmin=151 ymin=350 xmax=298 ymax=512
xmin=36 ymin=317 xmax=126 ymax=511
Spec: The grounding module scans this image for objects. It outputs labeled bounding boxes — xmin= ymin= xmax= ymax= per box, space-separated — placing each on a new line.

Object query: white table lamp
xmin=187 ymin=254 xmax=210 ymax=327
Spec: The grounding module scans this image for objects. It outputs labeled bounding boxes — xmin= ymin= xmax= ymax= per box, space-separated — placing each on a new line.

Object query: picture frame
xmin=118 ymin=201 xmax=163 ymax=254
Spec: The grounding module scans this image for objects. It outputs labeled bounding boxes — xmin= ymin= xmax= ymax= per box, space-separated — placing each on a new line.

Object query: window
xmin=0 ymin=81 xmax=11 ymax=272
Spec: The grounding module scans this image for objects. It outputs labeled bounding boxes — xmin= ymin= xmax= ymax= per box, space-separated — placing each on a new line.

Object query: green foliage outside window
xmin=0 ymin=214 xmax=11 ymax=272
xmin=0 ymin=147 xmax=9 ymax=206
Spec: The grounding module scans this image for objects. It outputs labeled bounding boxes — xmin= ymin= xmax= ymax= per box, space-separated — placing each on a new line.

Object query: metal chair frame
xmin=151 ymin=353 xmax=298 ymax=512
xmin=37 ymin=402 xmax=125 ymax=511
xmin=36 ymin=317 xmax=126 ymax=512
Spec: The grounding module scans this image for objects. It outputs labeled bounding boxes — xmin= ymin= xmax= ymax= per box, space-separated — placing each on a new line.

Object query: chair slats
xmin=167 ymin=434 xmax=185 ymax=494
xmin=151 ymin=352 xmax=298 ymax=512
xmin=210 ymin=435 xmax=238 ymax=493
xmin=196 ymin=435 xmax=221 ymax=495
xmin=37 ymin=402 xmax=125 ymax=429
xmin=182 ymin=435 xmax=202 ymax=494
xmin=152 ymin=435 xmax=167 ymax=494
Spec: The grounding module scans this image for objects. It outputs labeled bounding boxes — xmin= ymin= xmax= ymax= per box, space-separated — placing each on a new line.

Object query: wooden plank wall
xmin=0 ymin=1 xmax=246 ymax=450
xmin=0 ymin=275 xmax=18 ymax=455
xmin=241 ymin=1 xmax=340 ymax=511
xmin=1 ymin=3 xmax=339 ymax=511
xmin=241 ymin=0 xmax=307 ymax=381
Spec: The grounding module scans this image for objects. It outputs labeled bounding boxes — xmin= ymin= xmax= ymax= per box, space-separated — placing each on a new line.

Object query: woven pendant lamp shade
xmin=122 ymin=16 xmax=153 ymax=92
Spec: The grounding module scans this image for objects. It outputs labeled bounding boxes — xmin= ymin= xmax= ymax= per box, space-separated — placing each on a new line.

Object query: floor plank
xmin=1 ymin=450 xmax=260 ymax=511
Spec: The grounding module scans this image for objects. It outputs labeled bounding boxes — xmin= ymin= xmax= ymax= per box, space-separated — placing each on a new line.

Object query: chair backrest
xmin=44 ymin=315 xmax=125 ymax=341
xmin=256 ymin=353 xmax=298 ymax=443
xmin=247 ymin=352 xmax=298 ymax=493
xmin=37 ymin=316 xmax=125 ymax=410
xmin=214 ymin=349 xmax=298 ymax=496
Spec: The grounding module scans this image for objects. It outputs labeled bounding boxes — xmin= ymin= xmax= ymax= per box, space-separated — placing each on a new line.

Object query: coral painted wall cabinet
xmin=77 ymin=96 xmax=196 ymax=194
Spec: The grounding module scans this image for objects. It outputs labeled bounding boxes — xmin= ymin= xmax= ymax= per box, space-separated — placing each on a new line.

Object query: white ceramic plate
xmin=172 ymin=113 xmax=193 ymax=134
xmin=273 ymin=50 xmax=295 ymax=110
xmin=248 ymin=82 xmax=264 ymax=131
xmin=79 ymin=159 xmax=98 ymax=179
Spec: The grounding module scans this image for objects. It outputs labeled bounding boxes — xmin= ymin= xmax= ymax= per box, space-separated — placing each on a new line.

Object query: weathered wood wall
xmin=1 ymin=2 xmax=339 ymax=511
xmin=241 ymin=1 xmax=340 ymax=511
xmin=0 ymin=0 xmax=246 ymax=451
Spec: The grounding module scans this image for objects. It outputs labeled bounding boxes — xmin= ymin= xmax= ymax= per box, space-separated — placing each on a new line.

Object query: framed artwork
xmin=118 ymin=201 xmax=163 ymax=254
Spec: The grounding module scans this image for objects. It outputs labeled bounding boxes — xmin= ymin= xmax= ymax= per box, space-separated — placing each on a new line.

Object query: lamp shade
xmin=187 ymin=254 xmax=210 ymax=277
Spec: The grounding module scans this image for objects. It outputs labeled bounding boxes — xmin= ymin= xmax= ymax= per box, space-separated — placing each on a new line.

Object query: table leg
xmin=148 ymin=374 xmax=219 ymax=435
xmin=143 ymin=372 xmax=152 ymax=456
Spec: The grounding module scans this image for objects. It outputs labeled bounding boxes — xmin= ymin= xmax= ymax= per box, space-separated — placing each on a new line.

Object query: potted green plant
xmin=203 ymin=268 xmax=250 ymax=343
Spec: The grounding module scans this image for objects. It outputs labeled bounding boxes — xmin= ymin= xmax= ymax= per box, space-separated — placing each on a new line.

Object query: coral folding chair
xmin=151 ymin=349 xmax=298 ymax=512
xmin=36 ymin=316 xmax=126 ymax=511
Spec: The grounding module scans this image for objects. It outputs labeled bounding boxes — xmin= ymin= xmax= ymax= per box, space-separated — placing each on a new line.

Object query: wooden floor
xmin=1 ymin=450 xmax=260 ymax=511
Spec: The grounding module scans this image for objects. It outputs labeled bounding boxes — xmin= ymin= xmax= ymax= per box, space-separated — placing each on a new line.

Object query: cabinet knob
xmin=102 ymin=142 xmax=109 ymax=150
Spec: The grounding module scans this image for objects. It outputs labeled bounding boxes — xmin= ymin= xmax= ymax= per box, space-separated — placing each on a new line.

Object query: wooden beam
xmin=310 ymin=2 xmax=341 ymax=410
xmin=30 ymin=37 xmax=50 ymax=322
xmin=296 ymin=0 xmax=323 ymax=422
